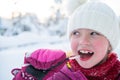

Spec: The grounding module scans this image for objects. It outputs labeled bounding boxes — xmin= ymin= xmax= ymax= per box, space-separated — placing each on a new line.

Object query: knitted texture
xmin=69 ymin=53 xmax=120 ymax=80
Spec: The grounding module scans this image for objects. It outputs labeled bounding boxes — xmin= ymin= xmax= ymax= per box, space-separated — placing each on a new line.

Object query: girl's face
xmin=70 ymin=29 xmax=111 ymax=68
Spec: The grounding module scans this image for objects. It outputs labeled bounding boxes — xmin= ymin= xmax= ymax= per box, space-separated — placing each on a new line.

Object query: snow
xmin=0 ymin=12 xmax=70 ymax=79
xmin=0 ymin=32 xmax=71 ymax=80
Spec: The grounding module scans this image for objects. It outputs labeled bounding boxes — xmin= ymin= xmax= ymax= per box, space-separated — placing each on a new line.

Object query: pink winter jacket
xmin=11 ymin=49 xmax=87 ymax=80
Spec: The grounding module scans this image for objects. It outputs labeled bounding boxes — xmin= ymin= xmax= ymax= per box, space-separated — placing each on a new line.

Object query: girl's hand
xmin=11 ymin=49 xmax=67 ymax=80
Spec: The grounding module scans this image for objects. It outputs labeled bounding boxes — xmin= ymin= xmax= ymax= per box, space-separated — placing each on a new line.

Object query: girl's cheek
xmin=71 ymin=40 xmax=76 ymax=50
xmin=71 ymin=39 xmax=77 ymax=51
xmin=71 ymin=41 xmax=75 ymax=50
xmin=93 ymin=41 xmax=101 ymax=49
xmin=92 ymin=39 xmax=108 ymax=51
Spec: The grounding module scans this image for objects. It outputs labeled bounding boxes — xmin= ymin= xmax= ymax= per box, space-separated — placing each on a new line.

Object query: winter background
xmin=0 ymin=0 xmax=120 ymax=80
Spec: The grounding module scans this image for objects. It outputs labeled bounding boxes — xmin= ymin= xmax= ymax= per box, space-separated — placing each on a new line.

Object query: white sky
xmin=0 ymin=0 xmax=120 ymax=20
xmin=0 ymin=0 xmax=55 ymax=20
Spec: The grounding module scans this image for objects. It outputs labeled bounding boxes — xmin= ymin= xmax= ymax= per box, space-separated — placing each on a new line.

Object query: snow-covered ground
xmin=0 ymin=8 xmax=70 ymax=79
xmin=0 ymin=32 xmax=71 ymax=80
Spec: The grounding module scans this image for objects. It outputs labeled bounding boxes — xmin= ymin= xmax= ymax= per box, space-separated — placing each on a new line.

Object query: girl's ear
xmin=108 ymin=45 xmax=112 ymax=52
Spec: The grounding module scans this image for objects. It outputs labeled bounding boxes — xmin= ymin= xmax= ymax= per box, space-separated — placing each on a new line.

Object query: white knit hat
xmin=68 ymin=1 xmax=120 ymax=51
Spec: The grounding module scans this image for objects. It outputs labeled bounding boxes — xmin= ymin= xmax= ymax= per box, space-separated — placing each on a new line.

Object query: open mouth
xmin=78 ymin=50 xmax=94 ymax=61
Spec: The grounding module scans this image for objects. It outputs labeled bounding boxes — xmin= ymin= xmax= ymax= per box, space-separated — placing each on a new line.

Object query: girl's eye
xmin=72 ymin=31 xmax=80 ymax=36
xmin=90 ymin=32 xmax=100 ymax=36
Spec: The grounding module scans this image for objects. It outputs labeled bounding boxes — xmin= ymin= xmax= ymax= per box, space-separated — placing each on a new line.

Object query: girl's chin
xmin=81 ymin=65 xmax=94 ymax=69
xmin=79 ymin=61 xmax=101 ymax=69
xmin=78 ymin=60 xmax=97 ymax=69
xmin=76 ymin=60 xmax=94 ymax=69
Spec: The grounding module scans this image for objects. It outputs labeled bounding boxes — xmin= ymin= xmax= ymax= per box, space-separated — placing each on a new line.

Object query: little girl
xmin=66 ymin=1 xmax=120 ymax=79
xmin=11 ymin=1 xmax=120 ymax=80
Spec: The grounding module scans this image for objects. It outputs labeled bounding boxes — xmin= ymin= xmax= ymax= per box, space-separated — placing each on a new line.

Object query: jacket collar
xmin=70 ymin=53 xmax=120 ymax=79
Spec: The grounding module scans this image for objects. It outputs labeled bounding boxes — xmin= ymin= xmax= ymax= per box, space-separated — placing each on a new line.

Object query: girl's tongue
xmin=78 ymin=50 xmax=94 ymax=61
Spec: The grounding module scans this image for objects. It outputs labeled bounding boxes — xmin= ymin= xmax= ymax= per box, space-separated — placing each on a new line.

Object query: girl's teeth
xmin=80 ymin=50 xmax=93 ymax=54
xmin=81 ymin=51 xmax=88 ymax=53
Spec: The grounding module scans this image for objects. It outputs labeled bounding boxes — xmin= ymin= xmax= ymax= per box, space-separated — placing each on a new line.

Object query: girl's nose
xmin=78 ymin=34 xmax=90 ymax=45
